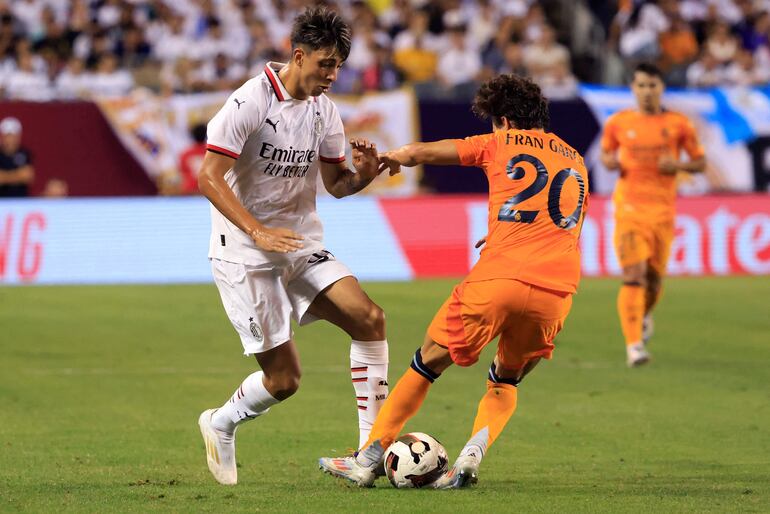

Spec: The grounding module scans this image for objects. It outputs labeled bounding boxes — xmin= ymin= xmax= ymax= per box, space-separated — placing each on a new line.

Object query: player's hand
xmin=377 ymin=151 xmax=402 ymax=176
xmin=474 ymin=236 xmax=487 ymax=249
xmin=250 ymin=226 xmax=304 ymax=253
xmin=659 ymin=155 xmax=678 ymax=175
xmin=350 ymin=138 xmax=381 ymax=178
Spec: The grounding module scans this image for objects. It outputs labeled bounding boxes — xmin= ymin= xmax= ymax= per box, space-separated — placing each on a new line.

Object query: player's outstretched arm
xmin=319 ymin=138 xmax=383 ymax=198
xmin=378 ymin=139 xmax=460 ymax=176
xmin=198 ymin=151 xmax=303 ymax=253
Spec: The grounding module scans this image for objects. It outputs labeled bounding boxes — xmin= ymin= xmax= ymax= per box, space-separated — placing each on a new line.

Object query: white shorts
xmin=211 ymin=250 xmax=353 ymax=355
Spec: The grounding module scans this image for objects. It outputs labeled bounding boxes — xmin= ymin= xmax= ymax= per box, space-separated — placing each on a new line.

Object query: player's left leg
xmin=288 ymin=255 xmax=389 ymax=450
xmin=643 ymin=221 xmax=673 ymax=345
xmin=643 ymin=266 xmax=662 ymax=344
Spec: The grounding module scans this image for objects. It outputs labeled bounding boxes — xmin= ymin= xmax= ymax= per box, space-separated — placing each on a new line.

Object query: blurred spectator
xmin=55 ymin=56 xmax=90 ymax=99
xmin=115 ymin=24 xmax=151 ymax=69
xmin=85 ymin=53 xmax=134 ymax=98
xmin=500 ymin=38 xmax=528 ymax=76
xmin=523 ymin=25 xmax=570 ymax=80
xmin=360 ymin=42 xmax=400 ymax=92
xmin=687 ymin=51 xmax=726 ymax=87
xmin=0 ymin=117 xmax=34 ymax=198
xmin=4 ymin=51 xmax=54 ymax=100
xmin=658 ymin=15 xmax=699 ymax=86
xmin=194 ymin=53 xmax=247 ymax=92
xmin=42 ymin=178 xmax=69 ymax=198
xmin=392 ymin=8 xmax=441 ymax=84
xmin=178 ymin=123 xmax=206 ymax=195
xmin=725 ymin=49 xmax=770 ymax=85
xmin=153 ymin=15 xmax=191 ymax=63
xmin=615 ymin=0 xmax=669 ymax=60
xmin=467 ymin=0 xmax=498 ymax=50
xmin=538 ymin=61 xmax=579 ymax=100
xmin=704 ymin=21 xmax=739 ymax=64
xmin=480 ymin=17 xmax=518 ymax=77
xmin=739 ymin=10 xmax=770 ymax=51
xmin=436 ymin=24 xmax=481 ymax=99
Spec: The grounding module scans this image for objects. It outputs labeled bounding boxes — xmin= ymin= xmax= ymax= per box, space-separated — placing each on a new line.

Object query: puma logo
xmin=233 ymin=98 xmax=245 ymax=109
xmin=266 ymin=118 xmax=280 ymax=132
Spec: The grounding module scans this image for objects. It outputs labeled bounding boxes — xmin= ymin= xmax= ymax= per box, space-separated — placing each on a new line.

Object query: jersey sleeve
xmin=600 ymin=114 xmax=620 ymax=152
xmin=319 ymin=102 xmax=346 ymax=163
xmin=206 ymin=84 xmax=267 ymax=159
xmin=454 ymin=133 xmax=494 ymax=167
xmin=679 ymin=116 xmax=705 ymax=160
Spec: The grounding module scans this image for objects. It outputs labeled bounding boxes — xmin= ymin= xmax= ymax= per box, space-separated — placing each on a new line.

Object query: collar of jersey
xmin=264 ymin=62 xmax=293 ymax=102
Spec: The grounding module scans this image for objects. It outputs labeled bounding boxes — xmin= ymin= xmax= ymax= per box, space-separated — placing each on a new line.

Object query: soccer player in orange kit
xmin=600 ymin=63 xmax=705 ymax=367
xmin=318 ymin=74 xmax=589 ymax=488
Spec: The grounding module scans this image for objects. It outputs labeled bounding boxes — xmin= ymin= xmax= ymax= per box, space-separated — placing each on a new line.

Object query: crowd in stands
xmin=603 ymin=0 xmax=770 ymax=87
xmin=1 ymin=0 xmax=770 ymax=103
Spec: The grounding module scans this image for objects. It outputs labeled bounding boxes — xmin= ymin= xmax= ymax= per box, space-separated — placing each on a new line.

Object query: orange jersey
xmin=454 ymin=129 xmax=589 ymax=294
xmin=601 ymin=109 xmax=704 ymax=221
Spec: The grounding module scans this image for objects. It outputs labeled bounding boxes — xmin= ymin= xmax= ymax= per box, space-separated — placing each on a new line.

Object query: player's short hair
xmin=633 ymin=62 xmax=663 ymax=80
xmin=290 ymin=6 xmax=352 ymax=61
xmin=472 ymin=74 xmax=549 ymax=130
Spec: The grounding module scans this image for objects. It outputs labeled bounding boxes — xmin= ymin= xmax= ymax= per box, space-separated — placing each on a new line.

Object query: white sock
xmin=350 ymin=339 xmax=389 ymax=449
xmin=211 ymin=371 xmax=279 ymax=434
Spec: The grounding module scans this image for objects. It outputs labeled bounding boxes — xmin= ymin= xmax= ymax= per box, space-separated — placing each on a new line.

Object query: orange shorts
xmin=427 ymin=279 xmax=573 ymax=369
xmin=614 ymin=217 xmax=674 ymax=275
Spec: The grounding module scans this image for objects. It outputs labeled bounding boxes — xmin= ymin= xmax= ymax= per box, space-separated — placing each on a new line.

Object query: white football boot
xmin=642 ymin=314 xmax=654 ymax=345
xmin=318 ymin=441 xmax=384 ymax=487
xmin=626 ymin=342 xmax=651 ymax=368
xmin=198 ymin=409 xmax=237 ymax=485
xmin=433 ymin=453 xmax=480 ymax=489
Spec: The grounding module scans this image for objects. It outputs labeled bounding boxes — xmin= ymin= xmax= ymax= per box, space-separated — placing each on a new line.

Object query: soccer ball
xmin=383 ymin=432 xmax=448 ymax=488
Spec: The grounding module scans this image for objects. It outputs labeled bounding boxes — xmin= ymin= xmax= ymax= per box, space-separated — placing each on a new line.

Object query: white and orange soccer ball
xmin=383 ymin=432 xmax=448 ymax=488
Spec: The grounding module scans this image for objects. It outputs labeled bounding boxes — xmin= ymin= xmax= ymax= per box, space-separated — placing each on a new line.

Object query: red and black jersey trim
xmin=206 ymin=144 xmax=239 ymax=159
xmin=264 ymin=64 xmax=286 ymax=101
xmin=320 ymin=155 xmax=345 ymax=164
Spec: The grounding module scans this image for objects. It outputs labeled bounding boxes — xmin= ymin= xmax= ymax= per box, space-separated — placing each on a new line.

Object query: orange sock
xmin=463 ymin=381 xmax=518 ymax=454
xmin=363 ymin=367 xmax=432 ymax=450
xmin=618 ymin=283 xmax=645 ymax=345
xmin=645 ymin=285 xmax=663 ymax=314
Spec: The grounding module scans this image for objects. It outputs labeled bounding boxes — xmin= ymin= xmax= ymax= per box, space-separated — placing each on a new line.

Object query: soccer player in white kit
xmin=196 ymin=7 xmax=389 ymax=485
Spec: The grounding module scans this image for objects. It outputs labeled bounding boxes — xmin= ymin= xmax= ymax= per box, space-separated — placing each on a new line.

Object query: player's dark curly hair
xmin=472 ymin=74 xmax=549 ymax=130
xmin=290 ymin=6 xmax=352 ymax=61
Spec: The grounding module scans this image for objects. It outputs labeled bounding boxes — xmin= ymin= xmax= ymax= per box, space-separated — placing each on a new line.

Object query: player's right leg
xmin=614 ymin=224 xmax=652 ymax=367
xmin=200 ymin=260 xmax=298 ymax=485
xmin=319 ymin=336 xmax=453 ymax=487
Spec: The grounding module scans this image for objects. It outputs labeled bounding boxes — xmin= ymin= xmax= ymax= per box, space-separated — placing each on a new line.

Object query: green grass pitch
xmin=1 ymin=277 xmax=769 ymax=513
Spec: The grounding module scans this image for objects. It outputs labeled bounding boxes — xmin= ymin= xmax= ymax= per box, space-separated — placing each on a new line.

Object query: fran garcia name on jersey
xmin=259 ymin=142 xmax=316 ymax=179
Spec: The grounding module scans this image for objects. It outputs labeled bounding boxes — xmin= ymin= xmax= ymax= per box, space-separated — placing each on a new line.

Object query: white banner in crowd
xmin=97 ymin=88 xmax=420 ymax=195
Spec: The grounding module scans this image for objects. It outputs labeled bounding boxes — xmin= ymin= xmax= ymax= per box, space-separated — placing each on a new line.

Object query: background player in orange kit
xmin=600 ymin=63 xmax=706 ymax=367
xmin=319 ymin=74 xmax=589 ymax=488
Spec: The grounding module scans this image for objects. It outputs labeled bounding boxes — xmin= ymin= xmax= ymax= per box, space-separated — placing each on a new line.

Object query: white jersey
xmin=205 ymin=61 xmax=346 ymax=265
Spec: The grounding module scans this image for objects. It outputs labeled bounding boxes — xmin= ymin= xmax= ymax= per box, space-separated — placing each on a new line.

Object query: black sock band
xmin=410 ymin=349 xmax=441 ymax=383
xmin=488 ymin=362 xmax=520 ymax=387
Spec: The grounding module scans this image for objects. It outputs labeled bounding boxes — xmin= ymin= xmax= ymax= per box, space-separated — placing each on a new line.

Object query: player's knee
xmin=622 ymin=266 xmax=647 ymax=287
xmin=358 ymin=303 xmax=386 ymax=337
xmin=265 ymin=371 xmax=301 ymax=400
